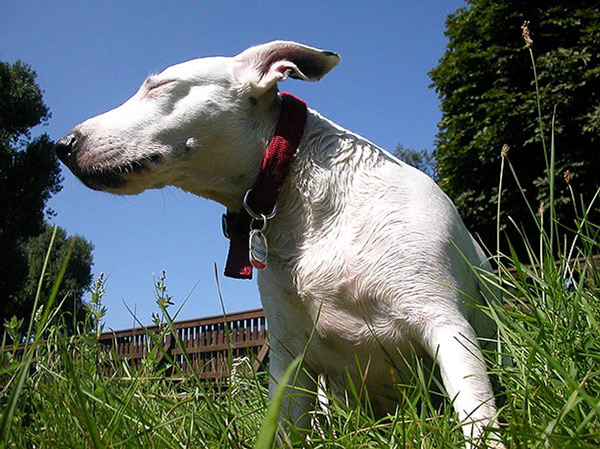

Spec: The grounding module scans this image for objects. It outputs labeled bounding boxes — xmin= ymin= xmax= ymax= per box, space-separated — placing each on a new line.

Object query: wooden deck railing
xmin=2 ymin=308 xmax=268 ymax=382
xmin=98 ymin=308 xmax=268 ymax=379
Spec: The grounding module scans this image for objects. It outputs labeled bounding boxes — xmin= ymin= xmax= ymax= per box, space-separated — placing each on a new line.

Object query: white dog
xmin=56 ymin=41 xmax=503 ymax=447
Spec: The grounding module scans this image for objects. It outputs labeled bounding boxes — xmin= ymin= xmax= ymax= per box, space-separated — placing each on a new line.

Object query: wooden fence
xmin=97 ymin=308 xmax=268 ymax=379
xmin=2 ymin=308 xmax=268 ymax=382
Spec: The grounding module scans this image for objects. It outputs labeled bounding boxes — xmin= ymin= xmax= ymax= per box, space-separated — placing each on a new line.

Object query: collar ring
xmin=242 ymin=189 xmax=278 ymax=221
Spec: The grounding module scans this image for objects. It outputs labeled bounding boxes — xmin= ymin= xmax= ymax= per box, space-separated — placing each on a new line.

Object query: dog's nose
xmin=55 ymin=133 xmax=79 ymax=165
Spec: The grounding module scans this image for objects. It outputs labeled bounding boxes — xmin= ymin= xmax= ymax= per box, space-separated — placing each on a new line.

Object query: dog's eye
xmin=145 ymin=79 xmax=176 ymax=94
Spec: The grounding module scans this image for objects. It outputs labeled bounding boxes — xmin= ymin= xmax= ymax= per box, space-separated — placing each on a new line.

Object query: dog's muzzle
xmin=55 ymin=132 xmax=126 ymax=190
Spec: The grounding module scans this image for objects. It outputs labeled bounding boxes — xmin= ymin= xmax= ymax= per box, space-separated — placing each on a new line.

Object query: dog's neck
xmin=222 ymin=97 xmax=387 ymax=279
xmin=264 ymin=109 xmax=386 ymax=264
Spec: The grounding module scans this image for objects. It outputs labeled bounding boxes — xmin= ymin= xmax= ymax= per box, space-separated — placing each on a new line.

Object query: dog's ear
xmin=234 ymin=41 xmax=340 ymax=95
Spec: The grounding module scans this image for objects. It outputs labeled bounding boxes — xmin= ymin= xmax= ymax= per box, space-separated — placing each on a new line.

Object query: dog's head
xmin=56 ymin=41 xmax=339 ymax=209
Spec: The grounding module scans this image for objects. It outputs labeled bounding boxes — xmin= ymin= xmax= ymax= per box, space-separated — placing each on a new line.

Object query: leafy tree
xmin=0 ymin=60 xmax=94 ymax=335
xmin=394 ymin=144 xmax=438 ymax=180
xmin=20 ymin=225 xmax=94 ymax=333
xmin=429 ymin=0 xmax=600 ymax=254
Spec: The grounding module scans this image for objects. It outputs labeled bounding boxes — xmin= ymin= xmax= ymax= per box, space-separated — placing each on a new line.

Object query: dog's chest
xmin=258 ymin=254 xmax=425 ymax=395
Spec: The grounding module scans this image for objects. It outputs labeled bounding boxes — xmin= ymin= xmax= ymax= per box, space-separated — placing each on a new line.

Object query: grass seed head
xmin=521 ymin=21 xmax=533 ymax=48
xmin=539 ymin=201 xmax=546 ymax=216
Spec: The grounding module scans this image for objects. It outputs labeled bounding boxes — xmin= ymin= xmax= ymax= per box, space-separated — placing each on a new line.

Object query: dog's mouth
xmin=71 ymin=153 xmax=163 ymax=192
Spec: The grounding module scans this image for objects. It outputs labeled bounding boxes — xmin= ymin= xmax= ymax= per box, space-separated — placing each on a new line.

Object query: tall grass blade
xmin=254 ymin=357 xmax=300 ymax=449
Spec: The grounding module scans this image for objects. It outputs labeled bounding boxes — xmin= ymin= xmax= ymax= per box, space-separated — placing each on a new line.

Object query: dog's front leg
xmin=433 ymin=319 xmax=504 ymax=449
xmin=421 ymin=321 xmax=504 ymax=449
xmin=268 ymin=339 xmax=318 ymax=432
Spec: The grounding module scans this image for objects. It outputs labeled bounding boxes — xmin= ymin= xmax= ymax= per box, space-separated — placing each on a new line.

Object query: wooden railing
xmin=2 ymin=308 xmax=268 ymax=382
xmin=98 ymin=308 xmax=268 ymax=379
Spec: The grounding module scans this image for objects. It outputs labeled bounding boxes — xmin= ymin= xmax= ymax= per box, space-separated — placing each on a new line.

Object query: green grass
xmin=1 ymin=225 xmax=599 ymax=448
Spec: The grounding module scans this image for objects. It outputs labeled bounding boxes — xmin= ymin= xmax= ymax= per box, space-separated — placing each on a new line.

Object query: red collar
xmin=223 ymin=93 xmax=307 ymax=279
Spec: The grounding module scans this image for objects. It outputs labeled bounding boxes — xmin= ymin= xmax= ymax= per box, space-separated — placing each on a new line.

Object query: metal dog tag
xmin=249 ymin=229 xmax=268 ymax=270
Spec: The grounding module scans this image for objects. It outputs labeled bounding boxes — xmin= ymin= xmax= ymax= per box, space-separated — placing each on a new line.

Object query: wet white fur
xmin=65 ymin=41 xmax=503 ymax=448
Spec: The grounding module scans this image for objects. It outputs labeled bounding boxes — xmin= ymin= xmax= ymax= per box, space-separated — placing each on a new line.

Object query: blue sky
xmin=1 ymin=0 xmax=465 ymax=330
